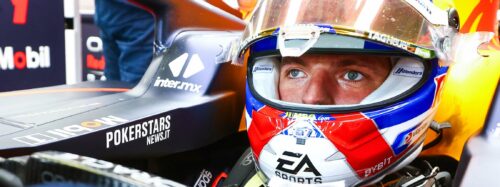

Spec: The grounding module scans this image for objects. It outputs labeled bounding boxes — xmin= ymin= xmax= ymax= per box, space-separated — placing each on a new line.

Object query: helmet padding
xmin=361 ymin=57 xmax=424 ymax=104
xmin=252 ymin=57 xmax=280 ymax=100
xmin=252 ymin=56 xmax=424 ymax=106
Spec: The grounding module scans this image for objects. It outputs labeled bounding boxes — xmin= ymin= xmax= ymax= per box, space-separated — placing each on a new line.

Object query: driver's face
xmin=278 ymin=54 xmax=391 ymax=105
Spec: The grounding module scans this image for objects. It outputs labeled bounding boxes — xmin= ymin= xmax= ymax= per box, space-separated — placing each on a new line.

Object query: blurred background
xmin=0 ymin=0 xmax=255 ymax=92
xmin=0 ymin=0 xmax=498 ymax=92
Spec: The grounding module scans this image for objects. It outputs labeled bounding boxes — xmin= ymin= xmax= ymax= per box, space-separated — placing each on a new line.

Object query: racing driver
xmin=219 ymin=0 xmax=465 ymax=186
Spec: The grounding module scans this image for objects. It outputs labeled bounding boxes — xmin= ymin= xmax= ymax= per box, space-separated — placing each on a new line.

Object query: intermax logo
xmin=154 ymin=53 xmax=205 ymax=93
xmin=168 ymin=53 xmax=205 ymax=79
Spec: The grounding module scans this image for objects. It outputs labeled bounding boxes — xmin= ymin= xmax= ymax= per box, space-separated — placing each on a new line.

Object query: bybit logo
xmin=154 ymin=53 xmax=204 ymax=93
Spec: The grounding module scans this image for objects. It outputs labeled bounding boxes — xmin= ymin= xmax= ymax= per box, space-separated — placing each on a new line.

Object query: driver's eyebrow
xmin=281 ymin=57 xmax=305 ymax=66
xmin=337 ymin=58 xmax=372 ymax=67
xmin=338 ymin=57 xmax=390 ymax=70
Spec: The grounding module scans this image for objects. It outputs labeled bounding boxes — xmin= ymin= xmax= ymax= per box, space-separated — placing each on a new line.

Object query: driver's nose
xmin=301 ymin=71 xmax=335 ymax=105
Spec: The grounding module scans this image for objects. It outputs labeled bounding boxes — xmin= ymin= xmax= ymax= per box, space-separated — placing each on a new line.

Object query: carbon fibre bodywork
xmin=0 ymin=29 xmax=245 ymax=160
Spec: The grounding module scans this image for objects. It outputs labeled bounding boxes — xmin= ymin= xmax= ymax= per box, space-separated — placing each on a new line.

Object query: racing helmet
xmin=233 ymin=0 xmax=459 ymax=186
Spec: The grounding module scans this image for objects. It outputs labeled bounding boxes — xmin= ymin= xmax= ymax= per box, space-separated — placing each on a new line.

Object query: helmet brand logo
xmin=368 ymin=32 xmax=409 ymax=50
xmin=393 ymin=67 xmax=423 ymax=77
xmin=275 ymin=151 xmax=322 ymax=184
xmin=252 ymin=64 xmax=273 ymax=73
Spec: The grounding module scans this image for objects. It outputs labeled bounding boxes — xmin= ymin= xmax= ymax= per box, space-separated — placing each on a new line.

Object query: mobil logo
xmin=168 ymin=53 xmax=205 ymax=79
xmin=0 ymin=46 xmax=51 ymax=71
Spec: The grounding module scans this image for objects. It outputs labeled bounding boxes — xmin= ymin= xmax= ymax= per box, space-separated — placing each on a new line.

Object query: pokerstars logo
xmin=0 ymin=46 xmax=51 ymax=71
xmin=154 ymin=53 xmax=204 ymax=93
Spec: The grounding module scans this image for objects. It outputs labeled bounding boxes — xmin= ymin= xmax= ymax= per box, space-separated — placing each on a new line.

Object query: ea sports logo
xmin=276 ymin=151 xmax=321 ymax=176
xmin=275 ymin=151 xmax=322 ymax=184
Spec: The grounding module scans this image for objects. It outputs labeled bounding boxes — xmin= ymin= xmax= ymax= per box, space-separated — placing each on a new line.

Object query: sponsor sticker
xmin=415 ymin=47 xmax=432 ymax=59
xmin=0 ymin=46 xmax=51 ymax=71
xmin=194 ymin=169 xmax=213 ymax=187
xmin=275 ymin=151 xmax=322 ymax=184
xmin=404 ymin=124 xmax=426 ymax=145
xmin=13 ymin=116 xmax=129 ymax=146
xmin=283 ymin=112 xmax=334 ymax=121
xmin=154 ymin=77 xmax=202 ymax=93
xmin=368 ymin=32 xmax=409 ymax=51
xmin=153 ymin=53 xmax=205 ymax=93
xmin=363 ymin=156 xmax=393 ymax=178
xmin=405 ymin=0 xmax=449 ymax=25
xmin=392 ymin=66 xmax=424 ymax=78
xmin=281 ymin=121 xmax=324 ymax=145
xmin=241 ymin=151 xmax=254 ymax=166
xmin=105 ymin=115 xmax=172 ymax=149
xmin=252 ymin=64 xmax=274 ymax=73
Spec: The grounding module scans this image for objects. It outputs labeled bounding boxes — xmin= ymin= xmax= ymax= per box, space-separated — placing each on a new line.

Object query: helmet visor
xmin=240 ymin=0 xmax=449 ymax=58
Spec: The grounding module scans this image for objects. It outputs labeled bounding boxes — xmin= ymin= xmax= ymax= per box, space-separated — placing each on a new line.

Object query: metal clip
xmin=277 ymin=25 xmax=321 ymax=57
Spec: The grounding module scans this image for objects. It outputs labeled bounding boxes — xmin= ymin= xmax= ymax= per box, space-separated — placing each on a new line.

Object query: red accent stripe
xmin=432 ymin=74 xmax=446 ymax=107
xmin=461 ymin=0 xmax=498 ymax=33
xmin=248 ymin=107 xmax=289 ymax=159
xmin=258 ymin=105 xmax=285 ymax=118
xmin=248 ymin=107 xmax=400 ymax=178
xmin=212 ymin=172 xmax=228 ymax=187
xmin=318 ymin=113 xmax=395 ymax=178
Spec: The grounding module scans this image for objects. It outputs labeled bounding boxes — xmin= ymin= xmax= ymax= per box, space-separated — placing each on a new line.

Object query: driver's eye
xmin=289 ymin=69 xmax=306 ymax=79
xmin=344 ymin=71 xmax=364 ymax=81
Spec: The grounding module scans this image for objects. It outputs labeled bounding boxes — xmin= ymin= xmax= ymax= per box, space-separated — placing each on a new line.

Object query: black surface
xmin=0 ymin=30 xmax=245 ymax=160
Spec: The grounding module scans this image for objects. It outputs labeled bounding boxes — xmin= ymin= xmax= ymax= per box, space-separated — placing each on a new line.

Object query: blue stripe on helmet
xmin=363 ymin=40 xmax=399 ymax=51
xmin=250 ymin=36 xmax=277 ymax=54
xmin=364 ymin=60 xmax=439 ymax=129
xmin=392 ymin=125 xmax=418 ymax=155
xmin=437 ymin=66 xmax=448 ymax=76
xmin=250 ymin=26 xmax=402 ymax=55
xmin=246 ymin=82 xmax=265 ymax=118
